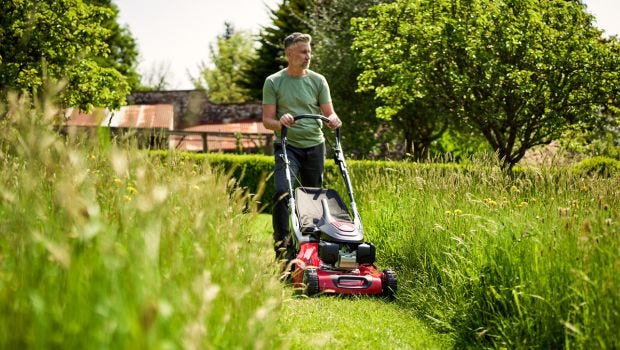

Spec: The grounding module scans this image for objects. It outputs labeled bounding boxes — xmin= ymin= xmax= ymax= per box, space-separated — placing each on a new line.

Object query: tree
xmin=193 ymin=22 xmax=257 ymax=103
xmin=350 ymin=0 xmax=457 ymax=159
xmin=0 ymin=0 xmax=134 ymax=110
xmin=240 ymin=0 xmax=314 ymax=101
xmin=86 ymin=0 xmax=141 ymax=91
xmin=352 ymin=0 xmax=620 ymax=169
xmin=309 ymin=0 xmax=392 ymax=158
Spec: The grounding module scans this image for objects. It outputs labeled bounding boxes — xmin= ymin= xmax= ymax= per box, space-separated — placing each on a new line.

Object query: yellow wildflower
xmin=484 ymin=198 xmax=497 ymax=206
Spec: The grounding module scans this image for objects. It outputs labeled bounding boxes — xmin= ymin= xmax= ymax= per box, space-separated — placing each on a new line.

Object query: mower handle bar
xmin=279 ymin=113 xmax=362 ymax=246
xmin=280 ymin=114 xmax=340 ymax=140
xmin=293 ymin=114 xmax=330 ymax=123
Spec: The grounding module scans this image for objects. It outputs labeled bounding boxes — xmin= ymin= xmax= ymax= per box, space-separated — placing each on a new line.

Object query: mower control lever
xmin=292 ymin=114 xmax=331 ymax=123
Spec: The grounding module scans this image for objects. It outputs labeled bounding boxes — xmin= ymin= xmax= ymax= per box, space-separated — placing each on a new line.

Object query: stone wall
xmin=128 ymin=90 xmax=261 ymax=129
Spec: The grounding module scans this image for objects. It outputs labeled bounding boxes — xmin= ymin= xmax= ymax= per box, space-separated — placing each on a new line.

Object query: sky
xmin=113 ymin=0 xmax=620 ymax=90
xmin=114 ymin=0 xmax=281 ymax=89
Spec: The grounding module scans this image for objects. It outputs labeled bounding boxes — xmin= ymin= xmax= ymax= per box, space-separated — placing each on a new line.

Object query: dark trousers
xmin=272 ymin=142 xmax=325 ymax=256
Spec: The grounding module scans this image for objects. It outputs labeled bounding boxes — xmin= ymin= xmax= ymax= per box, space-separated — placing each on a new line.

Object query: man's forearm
xmin=263 ymin=116 xmax=282 ymax=131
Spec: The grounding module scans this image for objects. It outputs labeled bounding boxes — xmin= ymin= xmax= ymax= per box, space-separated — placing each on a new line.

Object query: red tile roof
xmin=64 ymin=108 xmax=108 ymax=126
xmin=104 ymin=105 xmax=174 ymax=129
xmin=65 ymin=105 xmax=174 ymax=130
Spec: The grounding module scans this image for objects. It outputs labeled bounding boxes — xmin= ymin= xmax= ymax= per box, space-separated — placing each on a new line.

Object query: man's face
xmin=286 ymin=42 xmax=311 ymax=70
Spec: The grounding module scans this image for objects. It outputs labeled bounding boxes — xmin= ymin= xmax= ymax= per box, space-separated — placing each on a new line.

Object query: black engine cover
xmin=356 ymin=243 xmax=376 ymax=264
xmin=318 ymin=241 xmax=340 ymax=264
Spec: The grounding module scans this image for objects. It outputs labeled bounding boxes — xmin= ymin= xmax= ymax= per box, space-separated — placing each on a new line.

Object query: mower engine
xmin=319 ymin=241 xmax=375 ymax=270
xmin=337 ymin=249 xmax=357 ymax=269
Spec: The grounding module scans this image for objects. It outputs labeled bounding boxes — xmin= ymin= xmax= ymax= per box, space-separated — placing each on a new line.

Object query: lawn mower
xmin=280 ymin=114 xmax=397 ymax=298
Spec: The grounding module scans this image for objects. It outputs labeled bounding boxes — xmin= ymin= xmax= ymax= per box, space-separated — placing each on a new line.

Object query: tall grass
xmin=4 ymin=91 xmax=617 ymax=349
xmin=0 ymin=93 xmax=283 ymax=349
xmin=352 ymin=159 xmax=619 ymax=348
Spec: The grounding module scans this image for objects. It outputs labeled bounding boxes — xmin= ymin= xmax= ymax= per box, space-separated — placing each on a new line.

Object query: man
xmin=262 ymin=32 xmax=342 ymax=259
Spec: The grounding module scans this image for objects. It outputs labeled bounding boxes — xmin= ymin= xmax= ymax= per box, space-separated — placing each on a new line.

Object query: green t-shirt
xmin=262 ymin=69 xmax=332 ymax=148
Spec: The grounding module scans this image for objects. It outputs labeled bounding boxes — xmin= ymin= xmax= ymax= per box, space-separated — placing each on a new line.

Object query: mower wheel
xmin=381 ymin=269 xmax=397 ymax=300
xmin=303 ymin=268 xmax=319 ymax=296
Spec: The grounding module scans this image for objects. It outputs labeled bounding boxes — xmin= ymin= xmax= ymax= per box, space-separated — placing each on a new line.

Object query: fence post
xmin=265 ymin=134 xmax=274 ymax=155
xmin=202 ymin=132 xmax=208 ymax=152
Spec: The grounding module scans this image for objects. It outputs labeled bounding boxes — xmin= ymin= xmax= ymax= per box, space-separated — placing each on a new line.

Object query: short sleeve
xmin=318 ymin=75 xmax=331 ymax=105
xmin=262 ymin=78 xmax=276 ymax=105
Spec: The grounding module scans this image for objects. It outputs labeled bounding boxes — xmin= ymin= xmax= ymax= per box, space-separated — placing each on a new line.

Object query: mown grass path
xmin=279 ymin=297 xmax=451 ymax=349
xmin=251 ymin=214 xmax=452 ymax=349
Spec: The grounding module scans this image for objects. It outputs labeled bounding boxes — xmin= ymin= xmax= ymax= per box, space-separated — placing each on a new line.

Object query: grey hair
xmin=283 ymin=32 xmax=312 ymax=49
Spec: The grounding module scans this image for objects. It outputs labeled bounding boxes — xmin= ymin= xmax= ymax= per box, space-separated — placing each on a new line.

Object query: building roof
xmin=65 ymin=104 xmax=174 ymax=130
xmin=64 ymin=108 xmax=108 ymax=127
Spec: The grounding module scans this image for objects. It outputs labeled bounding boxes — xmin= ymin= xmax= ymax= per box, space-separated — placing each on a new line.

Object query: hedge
xmin=571 ymin=156 xmax=620 ymax=177
xmin=149 ymin=151 xmax=467 ymax=210
xmin=149 ymin=151 xmax=617 ymax=211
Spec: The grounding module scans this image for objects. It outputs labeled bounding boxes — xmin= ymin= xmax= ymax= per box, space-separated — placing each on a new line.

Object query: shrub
xmin=571 ymin=156 xmax=620 ymax=177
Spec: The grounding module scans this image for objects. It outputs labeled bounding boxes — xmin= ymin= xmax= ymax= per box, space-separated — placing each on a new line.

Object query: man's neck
xmin=286 ymin=66 xmax=307 ymax=77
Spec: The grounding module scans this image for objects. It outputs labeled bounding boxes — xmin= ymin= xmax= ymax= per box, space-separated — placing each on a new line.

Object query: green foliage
xmin=352 ymin=0 xmax=620 ymax=169
xmin=430 ymin=128 xmax=491 ymax=162
xmin=240 ymin=0 xmax=314 ymax=101
xmin=0 ymin=93 xmax=283 ymax=348
xmin=560 ymin=110 xmax=620 ymax=160
xmin=86 ymin=0 xmax=140 ymax=91
xmin=571 ymin=156 xmax=620 ymax=177
xmin=194 ymin=23 xmax=257 ymax=103
xmin=351 ymin=0 xmax=457 ymax=158
xmin=0 ymin=0 xmax=131 ymax=110
xmin=309 ymin=0 xmax=389 ymax=158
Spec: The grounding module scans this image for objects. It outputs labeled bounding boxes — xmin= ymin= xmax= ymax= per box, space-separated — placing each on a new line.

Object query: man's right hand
xmin=279 ymin=113 xmax=295 ymax=128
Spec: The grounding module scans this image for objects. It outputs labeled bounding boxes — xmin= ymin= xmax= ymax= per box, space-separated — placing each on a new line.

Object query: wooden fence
xmin=61 ymin=126 xmax=274 ymax=154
